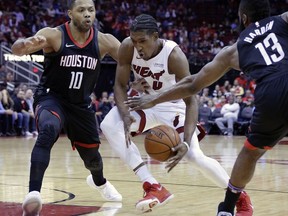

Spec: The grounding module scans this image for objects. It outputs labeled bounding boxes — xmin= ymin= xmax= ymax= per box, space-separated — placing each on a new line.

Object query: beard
xmin=73 ymin=20 xmax=92 ymax=33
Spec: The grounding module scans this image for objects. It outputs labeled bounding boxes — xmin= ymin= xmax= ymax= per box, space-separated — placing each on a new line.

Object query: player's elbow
xmin=183 ymin=75 xmax=199 ymax=95
xmin=11 ymin=44 xmax=24 ymax=56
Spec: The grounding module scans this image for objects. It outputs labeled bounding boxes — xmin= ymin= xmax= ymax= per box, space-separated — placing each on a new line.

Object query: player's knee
xmin=36 ymin=123 xmax=60 ymax=148
xmin=84 ymin=157 xmax=103 ymax=173
xmin=100 ymin=117 xmax=111 ymax=134
xmin=185 ymin=149 xmax=205 ymax=164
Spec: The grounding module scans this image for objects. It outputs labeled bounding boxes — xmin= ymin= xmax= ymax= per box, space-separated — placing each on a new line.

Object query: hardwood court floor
xmin=1 ymin=134 xmax=288 ymax=215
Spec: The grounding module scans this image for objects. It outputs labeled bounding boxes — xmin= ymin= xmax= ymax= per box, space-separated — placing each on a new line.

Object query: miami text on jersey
xmin=244 ymin=21 xmax=274 ymax=43
xmin=60 ymin=55 xmax=98 ymax=70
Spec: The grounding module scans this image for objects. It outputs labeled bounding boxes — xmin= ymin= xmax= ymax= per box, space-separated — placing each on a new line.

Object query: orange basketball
xmin=144 ymin=125 xmax=181 ymax=162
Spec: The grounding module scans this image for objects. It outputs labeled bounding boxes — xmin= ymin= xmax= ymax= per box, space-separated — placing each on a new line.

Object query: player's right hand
xmin=165 ymin=142 xmax=188 ymax=172
xmin=123 ymin=114 xmax=136 ymax=148
xmin=124 ymin=94 xmax=156 ymax=111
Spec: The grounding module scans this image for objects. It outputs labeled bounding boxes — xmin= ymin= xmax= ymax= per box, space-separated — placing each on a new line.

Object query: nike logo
xmin=65 ymin=43 xmax=75 ymax=47
xmin=156 ymin=185 xmax=163 ymax=191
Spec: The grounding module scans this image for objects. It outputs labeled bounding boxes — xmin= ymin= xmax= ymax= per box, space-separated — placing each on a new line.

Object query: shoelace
xmin=143 ymin=183 xmax=158 ymax=197
xmin=236 ymin=196 xmax=249 ymax=211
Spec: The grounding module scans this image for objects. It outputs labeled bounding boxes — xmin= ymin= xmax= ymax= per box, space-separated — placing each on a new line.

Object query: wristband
xmin=182 ymin=141 xmax=190 ymax=150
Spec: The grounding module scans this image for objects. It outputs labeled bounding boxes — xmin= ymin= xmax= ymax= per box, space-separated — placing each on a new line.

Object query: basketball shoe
xmin=22 ymin=191 xmax=42 ymax=216
xmin=235 ymin=191 xmax=253 ymax=216
xmin=135 ymin=182 xmax=174 ymax=212
xmin=217 ymin=202 xmax=233 ymax=216
xmin=86 ymin=175 xmax=122 ymax=202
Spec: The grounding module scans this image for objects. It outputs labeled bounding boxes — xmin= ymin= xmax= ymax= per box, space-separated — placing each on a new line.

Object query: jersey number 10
xmin=69 ymin=71 xmax=83 ymax=89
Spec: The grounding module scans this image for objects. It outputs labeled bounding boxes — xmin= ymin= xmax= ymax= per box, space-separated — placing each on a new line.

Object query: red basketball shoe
xmin=235 ymin=191 xmax=254 ymax=216
xmin=135 ymin=182 xmax=174 ymax=212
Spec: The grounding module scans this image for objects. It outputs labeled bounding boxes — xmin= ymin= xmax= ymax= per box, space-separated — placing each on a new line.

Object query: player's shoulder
xmin=98 ymin=31 xmax=119 ymax=43
xmin=118 ymin=37 xmax=134 ymax=51
xmin=280 ymin=12 xmax=288 ymax=23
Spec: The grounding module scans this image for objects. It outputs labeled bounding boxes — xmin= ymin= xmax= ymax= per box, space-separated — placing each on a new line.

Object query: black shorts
xmin=246 ymin=74 xmax=288 ymax=149
xmin=34 ymin=92 xmax=100 ymax=146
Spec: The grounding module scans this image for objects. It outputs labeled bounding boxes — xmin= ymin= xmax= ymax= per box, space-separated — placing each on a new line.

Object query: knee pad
xmin=84 ymin=157 xmax=103 ymax=173
xmin=36 ymin=123 xmax=60 ymax=148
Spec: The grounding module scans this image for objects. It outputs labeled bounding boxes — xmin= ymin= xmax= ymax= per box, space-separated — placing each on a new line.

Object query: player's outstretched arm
xmin=11 ymin=27 xmax=57 ymax=56
xmin=126 ymin=43 xmax=239 ymax=110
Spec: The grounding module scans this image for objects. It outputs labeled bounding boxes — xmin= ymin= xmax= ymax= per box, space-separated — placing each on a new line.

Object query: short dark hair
xmin=239 ymin=0 xmax=270 ymax=22
xmin=130 ymin=14 xmax=159 ymax=34
xmin=68 ymin=0 xmax=95 ymax=10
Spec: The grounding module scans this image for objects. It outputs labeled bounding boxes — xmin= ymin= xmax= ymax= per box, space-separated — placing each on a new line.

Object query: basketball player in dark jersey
xmin=126 ymin=0 xmax=288 ymax=215
xmin=11 ymin=0 xmax=121 ymax=215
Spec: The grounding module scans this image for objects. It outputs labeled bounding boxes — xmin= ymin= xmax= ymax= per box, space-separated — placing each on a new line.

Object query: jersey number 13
xmin=255 ymin=33 xmax=284 ymax=65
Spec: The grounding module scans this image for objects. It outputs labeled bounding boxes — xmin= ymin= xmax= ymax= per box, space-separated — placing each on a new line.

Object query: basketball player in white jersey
xmin=100 ymin=14 xmax=251 ymax=214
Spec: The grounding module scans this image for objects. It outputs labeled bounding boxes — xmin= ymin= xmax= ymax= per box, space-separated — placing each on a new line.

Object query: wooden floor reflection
xmin=1 ymin=134 xmax=288 ymax=215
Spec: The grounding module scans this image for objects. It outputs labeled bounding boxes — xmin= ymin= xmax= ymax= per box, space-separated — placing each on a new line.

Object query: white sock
xmin=135 ymin=165 xmax=158 ymax=184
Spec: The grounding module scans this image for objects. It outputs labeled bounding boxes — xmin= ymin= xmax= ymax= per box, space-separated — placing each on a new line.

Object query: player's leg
xmin=218 ymin=77 xmax=288 ymax=216
xmin=215 ymin=117 xmax=228 ymax=135
xmin=67 ymin=105 xmax=121 ymax=202
xmin=100 ymin=107 xmax=173 ymax=212
xmin=185 ymin=132 xmax=230 ymax=188
xmin=23 ymin=99 xmax=63 ymax=216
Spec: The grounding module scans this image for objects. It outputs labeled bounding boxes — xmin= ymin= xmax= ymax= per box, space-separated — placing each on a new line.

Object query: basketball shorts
xmin=34 ymin=93 xmax=100 ymax=147
xmin=246 ymin=74 xmax=288 ymax=149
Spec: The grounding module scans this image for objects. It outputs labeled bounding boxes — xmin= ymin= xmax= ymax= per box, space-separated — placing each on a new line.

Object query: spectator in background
xmin=108 ymin=93 xmax=115 ymax=107
xmin=0 ymin=83 xmax=16 ymax=136
xmin=215 ymin=95 xmax=240 ymax=136
xmin=4 ymin=71 xmax=16 ymax=96
xmin=12 ymin=89 xmax=32 ymax=136
xmin=98 ymin=96 xmax=113 ymax=122
xmin=212 ymin=84 xmax=222 ymax=98
xmin=221 ymin=80 xmax=232 ymax=95
xmin=0 ymin=86 xmax=15 ymax=136
xmin=0 ymin=64 xmax=6 ymax=81
xmin=215 ymin=95 xmax=227 ymax=109
xmin=25 ymin=88 xmax=38 ymax=136
xmin=232 ymin=79 xmax=244 ymax=96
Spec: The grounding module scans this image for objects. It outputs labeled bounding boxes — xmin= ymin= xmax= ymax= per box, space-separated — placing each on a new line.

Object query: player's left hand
xmin=165 ymin=142 xmax=189 ymax=172
xmin=123 ymin=114 xmax=136 ymax=148
xmin=130 ymin=78 xmax=151 ymax=94
xmin=124 ymin=94 xmax=157 ymax=110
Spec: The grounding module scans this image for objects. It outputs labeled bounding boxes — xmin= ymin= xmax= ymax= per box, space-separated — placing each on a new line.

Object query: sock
xmin=222 ymin=181 xmax=243 ymax=213
xmin=29 ymin=162 xmax=48 ymax=192
xmin=135 ymin=165 xmax=158 ymax=184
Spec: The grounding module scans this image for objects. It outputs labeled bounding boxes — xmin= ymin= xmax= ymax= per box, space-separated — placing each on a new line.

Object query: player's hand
xmin=124 ymin=94 xmax=157 ymax=111
xmin=123 ymin=114 xmax=136 ymax=148
xmin=130 ymin=78 xmax=151 ymax=94
xmin=165 ymin=142 xmax=189 ymax=172
xmin=24 ymin=35 xmax=47 ymax=47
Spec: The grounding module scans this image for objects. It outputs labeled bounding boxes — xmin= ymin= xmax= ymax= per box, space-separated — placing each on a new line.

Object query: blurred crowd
xmin=197 ymin=72 xmax=256 ymax=136
xmin=0 ymin=0 xmax=287 ymax=137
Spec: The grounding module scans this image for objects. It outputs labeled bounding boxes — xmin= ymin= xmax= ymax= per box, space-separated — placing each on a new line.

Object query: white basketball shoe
xmin=22 ymin=191 xmax=42 ymax=216
xmin=86 ymin=175 xmax=122 ymax=202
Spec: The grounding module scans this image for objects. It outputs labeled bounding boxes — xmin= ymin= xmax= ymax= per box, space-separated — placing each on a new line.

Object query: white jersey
xmin=131 ymin=39 xmax=178 ymax=96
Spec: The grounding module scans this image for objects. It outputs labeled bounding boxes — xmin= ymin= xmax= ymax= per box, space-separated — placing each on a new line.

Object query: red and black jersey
xmin=38 ymin=22 xmax=101 ymax=105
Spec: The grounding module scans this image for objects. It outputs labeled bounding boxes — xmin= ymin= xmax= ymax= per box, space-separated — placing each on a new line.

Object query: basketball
xmin=144 ymin=125 xmax=181 ymax=162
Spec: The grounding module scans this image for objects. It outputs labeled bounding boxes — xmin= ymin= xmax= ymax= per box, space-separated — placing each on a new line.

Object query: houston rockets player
xmin=11 ymin=0 xmax=122 ymax=215
xmin=100 ymin=14 xmax=251 ymax=214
